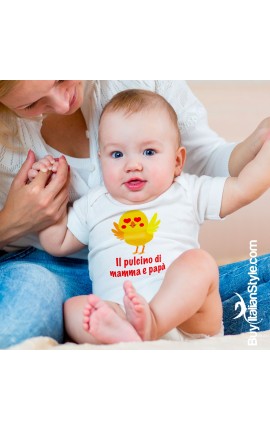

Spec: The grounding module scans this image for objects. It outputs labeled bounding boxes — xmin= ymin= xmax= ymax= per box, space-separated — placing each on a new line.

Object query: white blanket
xmin=10 ymin=330 xmax=270 ymax=350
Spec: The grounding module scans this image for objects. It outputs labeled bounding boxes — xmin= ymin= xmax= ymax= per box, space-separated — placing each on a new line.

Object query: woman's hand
xmin=0 ymin=150 xmax=70 ymax=248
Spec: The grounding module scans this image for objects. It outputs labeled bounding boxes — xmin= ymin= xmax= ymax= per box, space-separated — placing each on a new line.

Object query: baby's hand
xmin=28 ymin=155 xmax=59 ymax=182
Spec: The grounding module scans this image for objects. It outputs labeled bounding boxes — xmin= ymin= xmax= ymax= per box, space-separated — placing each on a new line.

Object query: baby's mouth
xmin=125 ymin=178 xmax=146 ymax=191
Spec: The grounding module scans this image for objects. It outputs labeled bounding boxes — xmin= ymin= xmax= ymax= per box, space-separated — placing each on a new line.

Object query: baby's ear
xmin=98 ymin=150 xmax=101 ymax=158
xmin=174 ymin=146 xmax=186 ymax=177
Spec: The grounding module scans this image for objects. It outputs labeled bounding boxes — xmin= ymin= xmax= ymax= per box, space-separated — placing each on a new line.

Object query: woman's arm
xmin=0 ymin=151 xmax=69 ymax=249
xmin=220 ymin=138 xmax=270 ymax=218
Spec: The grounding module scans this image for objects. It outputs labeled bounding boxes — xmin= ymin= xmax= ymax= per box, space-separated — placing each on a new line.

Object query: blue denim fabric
xmin=1 ymin=248 xmax=269 ymax=347
xmin=0 ymin=247 xmax=91 ymax=348
xmin=219 ymin=253 xmax=270 ymax=335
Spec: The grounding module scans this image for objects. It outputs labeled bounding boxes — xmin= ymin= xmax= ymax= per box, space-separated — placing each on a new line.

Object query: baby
xmin=30 ymin=89 xmax=270 ymax=344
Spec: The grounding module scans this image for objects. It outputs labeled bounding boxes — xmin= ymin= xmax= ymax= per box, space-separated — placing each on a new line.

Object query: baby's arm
xmin=39 ymin=213 xmax=85 ymax=257
xmin=229 ymin=118 xmax=270 ymax=176
xmin=31 ymin=156 xmax=84 ymax=256
xmin=221 ymin=138 xmax=270 ymax=218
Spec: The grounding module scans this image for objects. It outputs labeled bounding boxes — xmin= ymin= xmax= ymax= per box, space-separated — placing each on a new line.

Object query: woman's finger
xmin=12 ymin=150 xmax=36 ymax=188
xmin=55 ymin=194 xmax=70 ymax=220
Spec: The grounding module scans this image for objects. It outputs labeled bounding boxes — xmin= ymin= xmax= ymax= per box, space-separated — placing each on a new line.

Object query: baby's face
xmin=99 ymin=108 xmax=185 ymax=204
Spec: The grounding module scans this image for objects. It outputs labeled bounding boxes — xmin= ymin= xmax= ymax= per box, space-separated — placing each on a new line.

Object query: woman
xmin=0 ymin=80 xmax=269 ymax=348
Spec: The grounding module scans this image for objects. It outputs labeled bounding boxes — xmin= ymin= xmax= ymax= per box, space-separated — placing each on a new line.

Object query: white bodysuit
xmin=67 ymin=173 xmax=227 ymax=305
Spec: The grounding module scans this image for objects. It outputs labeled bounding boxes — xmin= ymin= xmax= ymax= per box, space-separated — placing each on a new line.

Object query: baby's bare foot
xmin=83 ymin=295 xmax=141 ymax=344
xmin=123 ymin=281 xmax=153 ymax=340
xmin=83 ymin=295 xmax=96 ymax=332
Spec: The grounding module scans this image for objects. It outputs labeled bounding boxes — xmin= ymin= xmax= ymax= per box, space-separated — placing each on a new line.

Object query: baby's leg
xmin=148 ymin=249 xmax=222 ymax=340
xmin=64 ymin=295 xmax=141 ymax=344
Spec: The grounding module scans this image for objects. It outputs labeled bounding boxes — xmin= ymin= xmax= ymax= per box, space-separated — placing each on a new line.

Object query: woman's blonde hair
xmin=0 ymin=80 xmax=20 ymax=142
xmin=0 ymin=80 xmax=19 ymax=99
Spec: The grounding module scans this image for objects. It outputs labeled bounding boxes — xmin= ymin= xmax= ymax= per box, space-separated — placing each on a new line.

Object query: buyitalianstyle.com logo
xmin=233 ymin=240 xmax=262 ymax=346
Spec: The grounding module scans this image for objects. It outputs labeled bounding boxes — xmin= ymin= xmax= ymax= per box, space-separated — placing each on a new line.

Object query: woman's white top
xmin=0 ymin=80 xmax=236 ymax=255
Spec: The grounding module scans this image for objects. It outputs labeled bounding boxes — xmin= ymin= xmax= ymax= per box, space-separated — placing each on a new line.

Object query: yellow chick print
xmin=112 ymin=210 xmax=160 ymax=254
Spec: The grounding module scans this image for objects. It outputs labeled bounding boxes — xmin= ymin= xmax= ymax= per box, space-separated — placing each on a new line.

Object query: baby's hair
xmin=100 ymin=89 xmax=181 ymax=146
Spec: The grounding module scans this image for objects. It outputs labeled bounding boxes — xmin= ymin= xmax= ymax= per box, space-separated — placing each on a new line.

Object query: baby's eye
xmin=143 ymin=149 xmax=156 ymax=156
xmin=111 ymin=151 xmax=123 ymax=159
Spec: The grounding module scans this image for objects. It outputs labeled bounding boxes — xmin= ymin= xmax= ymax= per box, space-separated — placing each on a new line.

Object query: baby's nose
xmin=125 ymin=158 xmax=143 ymax=172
